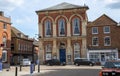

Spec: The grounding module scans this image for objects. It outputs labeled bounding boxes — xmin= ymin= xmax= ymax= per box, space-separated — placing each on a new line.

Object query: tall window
xmin=45 ymin=44 xmax=52 ymax=60
xmin=2 ymin=50 xmax=7 ymax=62
xmin=104 ymin=36 xmax=111 ymax=46
xmin=72 ymin=18 xmax=80 ymax=35
xmin=58 ymin=19 xmax=65 ymax=36
xmin=104 ymin=26 xmax=110 ymax=34
xmin=74 ymin=43 xmax=80 ymax=59
xmin=92 ymin=37 xmax=99 ymax=46
xmin=3 ymin=23 xmax=7 ymax=29
xmin=45 ymin=20 xmax=52 ymax=37
xmin=92 ymin=27 xmax=98 ymax=34
xmin=3 ymin=36 xmax=7 ymax=47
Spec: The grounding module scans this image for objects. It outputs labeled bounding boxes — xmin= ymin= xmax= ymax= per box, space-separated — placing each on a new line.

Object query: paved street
xmin=0 ymin=65 xmax=101 ymax=76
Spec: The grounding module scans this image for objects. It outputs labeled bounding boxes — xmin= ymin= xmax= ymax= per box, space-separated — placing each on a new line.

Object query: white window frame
xmin=58 ymin=19 xmax=65 ymax=36
xmin=45 ymin=20 xmax=52 ymax=37
xmin=74 ymin=43 xmax=80 ymax=59
xmin=45 ymin=44 xmax=52 ymax=60
xmin=104 ymin=36 xmax=111 ymax=46
xmin=92 ymin=37 xmax=99 ymax=46
xmin=2 ymin=50 xmax=7 ymax=62
xmin=72 ymin=18 xmax=80 ymax=35
xmin=92 ymin=27 xmax=98 ymax=34
xmin=104 ymin=26 xmax=110 ymax=34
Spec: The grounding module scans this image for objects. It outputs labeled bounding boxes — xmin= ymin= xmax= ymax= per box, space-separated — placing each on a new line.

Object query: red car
xmin=99 ymin=61 xmax=120 ymax=76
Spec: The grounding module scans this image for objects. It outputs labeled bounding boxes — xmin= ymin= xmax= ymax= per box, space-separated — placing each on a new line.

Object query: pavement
xmin=0 ymin=65 xmax=102 ymax=76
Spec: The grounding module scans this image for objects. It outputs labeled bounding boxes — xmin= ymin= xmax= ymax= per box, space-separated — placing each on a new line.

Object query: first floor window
xmin=92 ymin=37 xmax=98 ymax=46
xmin=2 ymin=50 xmax=7 ymax=62
xmin=74 ymin=43 xmax=80 ymax=59
xmin=104 ymin=36 xmax=111 ymax=46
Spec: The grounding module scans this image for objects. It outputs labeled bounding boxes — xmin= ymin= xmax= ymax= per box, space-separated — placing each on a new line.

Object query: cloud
xmin=107 ymin=1 xmax=120 ymax=9
xmin=0 ymin=0 xmax=24 ymax=11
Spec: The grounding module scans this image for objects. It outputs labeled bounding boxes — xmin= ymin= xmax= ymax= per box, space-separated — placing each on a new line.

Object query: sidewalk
xmin=0 ymin=65 xmax=55 ymax=76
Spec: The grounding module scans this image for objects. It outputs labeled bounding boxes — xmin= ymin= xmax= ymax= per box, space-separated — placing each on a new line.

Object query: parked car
xmin=99 ymin=61 xmax=120 ymax=76
xmin=20 ymin=59 xmax=31 ymax=66
xmin=74 ymin=58 xmax=95 ymax=66
xmin=43 ymin=59 xmax=66 ymax=66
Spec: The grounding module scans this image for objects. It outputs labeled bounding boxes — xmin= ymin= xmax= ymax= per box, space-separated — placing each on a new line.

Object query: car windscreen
xmin=104 ymin=62 xmax=120 ymax=68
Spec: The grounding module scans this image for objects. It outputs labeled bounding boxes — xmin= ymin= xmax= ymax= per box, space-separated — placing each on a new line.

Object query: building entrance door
xmin=100 ymin=53 xmax=106 ymax=65
xmin=59 ymin=49 xmax=66 ymax=63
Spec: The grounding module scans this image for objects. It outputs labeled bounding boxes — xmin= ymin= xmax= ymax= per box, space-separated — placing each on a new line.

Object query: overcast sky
xmin=0 ymin=0 xmax=120 ymax=38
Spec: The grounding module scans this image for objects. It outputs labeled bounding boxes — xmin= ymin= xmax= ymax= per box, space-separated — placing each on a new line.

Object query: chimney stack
xmin=0 ymin=11 xmax=4 ymax=16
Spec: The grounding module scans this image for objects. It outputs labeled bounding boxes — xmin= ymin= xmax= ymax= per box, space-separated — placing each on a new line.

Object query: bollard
xmin=20 ymin=65 xmax=22 ymax=71
xmin=15 ymin=67 xmax=18 ymax=76
xmin=0 ymin=62 xmax=2 ymax=72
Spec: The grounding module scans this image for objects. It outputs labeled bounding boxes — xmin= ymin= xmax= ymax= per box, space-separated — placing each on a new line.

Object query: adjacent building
xmin=0 ymin=11 xmax=11 ymax=67
xmin=11 ymin=26 xmax=34 ymax=65
xmin=36 ymin=2 xmax=89 ymax=64
xmin=87 ymin=14 xmax=120 ymax=65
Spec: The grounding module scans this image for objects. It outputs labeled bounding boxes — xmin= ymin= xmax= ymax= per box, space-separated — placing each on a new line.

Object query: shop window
xmin=104 ymin=36 xmax=111 ymax=46
xmin=74 ymin=43 xmax=80 ymax=59
xmin=92 ymin=27 xmax=98 ymax=34
xmin=72 ymin=18 xmax=80 ymax=35
xmin=58 ymin=19 xmax=65 ymax=36
xmin=45 ymin=44 xmax=52 ymax=60
xmin=104 ymin=26 xmax=110 ymax=34
xmin=92 ymin=37 xmax=99 ymax=46
xmin=2 ymin=50 xmax=7 ymax=62
xmin=45 ymin=20 xmax=52 ymax=37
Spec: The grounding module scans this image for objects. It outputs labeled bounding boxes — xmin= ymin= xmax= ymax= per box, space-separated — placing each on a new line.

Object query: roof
xmin=88 ymin=14 xmax=117 ymax=26
xmin=11 ymin=26 xmax=29 ymax=39
xmin=36 ymin=2 xmax=89 ymax=13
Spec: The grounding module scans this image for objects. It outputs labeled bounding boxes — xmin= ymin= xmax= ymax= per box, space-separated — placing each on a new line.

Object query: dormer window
xmin=17 ymin=33 xmax=22 ymax=37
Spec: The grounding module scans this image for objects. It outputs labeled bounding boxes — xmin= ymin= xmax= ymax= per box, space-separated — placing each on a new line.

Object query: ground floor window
xmin=2 ymin=50 xmax=7 ymax=62
xmin=45 ymin=44 xmax=52 ymax=60
xmin=88 ymin=51 xmax=117 ymax=63
xmin=74 ymin=43 xmax=80 ymax=59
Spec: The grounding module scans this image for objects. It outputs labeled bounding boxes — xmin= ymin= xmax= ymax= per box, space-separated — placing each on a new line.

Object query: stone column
xmin=39 ymin=39 xmax=44 ymax=64
xmin=39 ymin=23 xmax=43 ymax=37
xmin=53 ymin=22 xmax=56 ymax=37
xmin=52 ymin=39 xmax=57 ymax=59
xmin=81 ymin=38 xmax=87 ymax=58
xmin=67 ymin=21 xmax=71 ymax=37
xmin=67 ymin=38 xmax=72 ymax=64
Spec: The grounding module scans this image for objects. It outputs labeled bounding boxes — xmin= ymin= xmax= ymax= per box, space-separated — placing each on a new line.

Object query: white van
xmin=21 ymin=59 xmax=31 ymax=66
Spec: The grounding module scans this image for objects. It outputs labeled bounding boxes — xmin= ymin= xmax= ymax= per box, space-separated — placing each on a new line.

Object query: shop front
xmin=87 ymin=49 xmax=118 ymax=65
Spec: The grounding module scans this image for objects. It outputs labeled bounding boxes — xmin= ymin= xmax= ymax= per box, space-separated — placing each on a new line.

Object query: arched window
xmin=72 ymin=18 xmax=80 ymax=35
xmin=45 ymin=44 xmax=52 ymax=60
xmin=58 ymin=19 xmax=65 ymax=36
xmin=45 ymin=20 xmax=52 ymax=37
xmin=3 ymin=36 xmax=7 ymax=47
xmin=74 ymin=43 xmax=80 ymax=59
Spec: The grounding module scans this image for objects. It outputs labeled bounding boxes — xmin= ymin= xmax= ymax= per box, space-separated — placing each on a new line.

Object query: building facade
xmin=36 ymin=2 xmax=89 ymax=64
xmin=11 ymin=26 xmax=34 ymax=65
xmin=87 ymin=14 xmax=120 ymax=65
xmin=0 ymin=11 xmax=11 ymax=67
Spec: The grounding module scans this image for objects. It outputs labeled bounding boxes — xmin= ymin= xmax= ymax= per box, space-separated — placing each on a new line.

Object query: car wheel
xmin=47 ymin=63 xmax=50 ymax=66
xmin=89 ymin=63 xmax=93 ymax=66
xmin=75 ymin=63 xmax=79 ymax=66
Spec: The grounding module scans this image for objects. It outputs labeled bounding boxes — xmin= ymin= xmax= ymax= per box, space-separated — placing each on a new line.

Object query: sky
xmin=0 ymin=0 xmax=120 ymax=38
